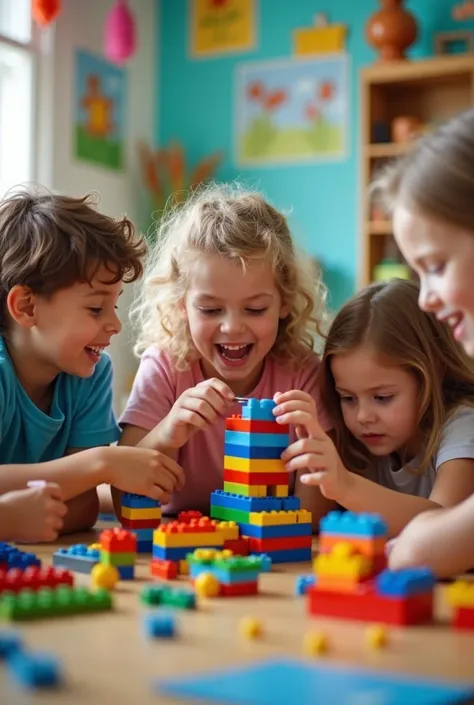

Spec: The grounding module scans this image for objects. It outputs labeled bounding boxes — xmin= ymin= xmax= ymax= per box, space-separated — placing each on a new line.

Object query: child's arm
xmin=389 ymin=494 xmax=474 ymax=577
xmin=0 ymin=483 xmax=67 ymax=542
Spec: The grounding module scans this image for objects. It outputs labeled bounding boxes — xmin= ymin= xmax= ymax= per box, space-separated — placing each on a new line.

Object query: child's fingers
xmin=189 ymin=386 xmax=232 ymax=416
xmin=275 ymin=409 xmax=326 ymax=440
xmin=273 ymin=399 xmax=315 ymax=417
xmin=281 ymin=438 xmax=324 ymax=462
xmin=159 ymin=454 xmax=185 ymax=489
xmin=274 ymin=390 xmax=313 ymax=405
xmin=181 ymin=396 xmax=221 ymax=424
xmin=49 ymin=499 xmax=68 ymax=518
xmin=300 ymin=471 xmax=327 ymax=486
xmin=284 ymin=452 xmax=329 ymax=473
xmin=198 ymin=378 xmax=235 ymax=402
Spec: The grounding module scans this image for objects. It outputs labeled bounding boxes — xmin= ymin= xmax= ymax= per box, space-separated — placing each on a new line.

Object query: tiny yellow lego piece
xmin=224 ymin=456 xmax=285 ymax=473
xmin=239 ymin=616 xmax=263 ymax=639
xmin=313 ymin=542 xmax=372 ymax=579
xmin=303 ymin=630 xmax=329 ymax=656
xmin=179 ymin=559 xmax=189 ymax=576
xmin=194 ymin=572 xmax=220 ymax=598
xmin=121 ymin=506 xmax=162 ymax=520
xmin=88 ymin=543 xmax=102 ymax=551
xmin=365 ymin=624 xmax=388 ymax=649
xmin=446 ymin=580 xmax=474 ymax=608
xmin=274 ymin=485 xmax=289 ymax=497
xmin=91 ymin=564 xmax=119 ymax=590
xmin=216 ymin=521 xmax=239 ymax=541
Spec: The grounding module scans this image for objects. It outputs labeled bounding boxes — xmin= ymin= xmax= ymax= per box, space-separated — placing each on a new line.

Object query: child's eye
xmin=340 ymin=395 xmax=355 ymax=404
xmin=89 ymin=307 xmax=103 ymax=315
xmin=198 ymin=308 xmax=221 ymax=315
xmin=374 ymin=395 xmax=393 ymax=404
xmin=426 ymin=262 xmax=445 ymax=275
xmin=246 ymin=308 xmax=268 ymax=315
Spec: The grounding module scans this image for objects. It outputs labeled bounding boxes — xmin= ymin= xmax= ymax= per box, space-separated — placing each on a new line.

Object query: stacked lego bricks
xmin=447 ymin=581 xmax=474 ymax=630
xmin=120 ymin=493 xmax=162 ymax=553
xmin=100 ymin=528 xmax=137 ymax=580
xmin=210 ymin=399 xmax=312 ymax=563
xmin=188 ymin=549 xmax=270 ymax=597
xmin=307 ymin=511 xmax=435 ymax=626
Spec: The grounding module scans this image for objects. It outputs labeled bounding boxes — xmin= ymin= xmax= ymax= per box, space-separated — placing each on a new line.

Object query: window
xmin=0 ymin=0 xmax=35 ymax=197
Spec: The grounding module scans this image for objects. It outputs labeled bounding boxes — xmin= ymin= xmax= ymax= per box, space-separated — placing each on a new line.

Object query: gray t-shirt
xmin=374 ymin=406 xmax=474 ymax=499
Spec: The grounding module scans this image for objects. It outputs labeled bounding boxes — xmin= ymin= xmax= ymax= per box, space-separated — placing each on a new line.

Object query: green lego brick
xmin=0 ymin=586 xmax=113 ymax=621
xmin=210 ymin=505 xmax=251 ymax=524
xmin=140 ymin=584 xmax=196 ymax=610
xmin=187 ymin=551 xmax=266 ymax=573
xmin=100 ymin=550 xmax=135 ymax=566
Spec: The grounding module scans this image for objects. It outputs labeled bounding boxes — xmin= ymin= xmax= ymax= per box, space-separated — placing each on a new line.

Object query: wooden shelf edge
xmin=364 ymin=142 xmax=408 ymax=158
xmin=367 ymin=221 xmax=393 ymax=235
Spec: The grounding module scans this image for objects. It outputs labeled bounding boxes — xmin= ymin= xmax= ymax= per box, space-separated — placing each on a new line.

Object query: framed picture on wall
xmin=189 ymin=0 xmax=257 ymax=58
xmin=235 ymin=54 xmax=349 ymax=166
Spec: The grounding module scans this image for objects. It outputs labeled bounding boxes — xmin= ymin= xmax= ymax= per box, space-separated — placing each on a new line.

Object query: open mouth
xmin=85 ymin=345 xmax=106 ymax=363
xmin=215 ymin=343 xmax=253 ymax=366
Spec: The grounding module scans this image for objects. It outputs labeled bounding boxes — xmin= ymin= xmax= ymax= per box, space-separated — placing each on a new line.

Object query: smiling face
xmin=394 ymin=205 xmax=474 ymax=357
xmin=184 ymin=252 xmax=289 ymax=395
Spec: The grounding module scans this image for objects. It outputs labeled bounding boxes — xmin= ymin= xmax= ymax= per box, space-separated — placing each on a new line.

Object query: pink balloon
xmin=104 ymin=0 xmax=137 ymax=65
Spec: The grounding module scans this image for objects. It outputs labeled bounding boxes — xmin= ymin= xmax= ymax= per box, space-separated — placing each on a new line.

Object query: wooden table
xmin=0 ymin=527 xmax=473 ymax=705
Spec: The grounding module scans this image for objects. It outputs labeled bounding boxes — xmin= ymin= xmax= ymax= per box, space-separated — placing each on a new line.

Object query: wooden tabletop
xmin=0 ymin=526 xmax=473 ymax=705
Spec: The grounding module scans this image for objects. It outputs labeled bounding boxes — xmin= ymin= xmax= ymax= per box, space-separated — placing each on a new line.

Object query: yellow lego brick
xmin=296 ymin=509 xmax=312 ymax=524
xmin=293 ymin=24 xmax=346 ymax=56
xmin=274 ymin=485 xmax=289 ymax=497
xmin=313 ymin=542 xmax=371 ymax=580
xmin=223 ymin=481 xmax=266 ymax=497
xmin=216 ymin=521 xmax=240 ymax=541
xmin=88 ymin=543 xmax=102 ymax=551
xmin=153 ymin=530 xmax=224 ymax=549
xmin=121 ymin=506 xmax=162 ymax=520
xmin=249 ymin=510 xmax=297 ymax=526
xmin=446 ymin=580 xmax=474 ymax=608
xmin=224 ymin=456 xmax=285 ymax=473
xmin=179 ymin=559 xmax=189 ymax=576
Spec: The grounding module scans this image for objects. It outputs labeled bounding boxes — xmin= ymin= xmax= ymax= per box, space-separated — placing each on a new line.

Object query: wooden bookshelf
xmin=359 ymin=54 xmax=474 ymax=287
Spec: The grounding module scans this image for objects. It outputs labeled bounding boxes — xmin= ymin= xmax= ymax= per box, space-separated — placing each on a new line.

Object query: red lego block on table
xmin=223 ymin=538 xmax=250 ymax=556
xmin=100 ymin=527 xmax=137 ymax=554
xmin=0 ymin=566 xmax=74 ymax=594
xmin=178 ymin=511 xmax=204 ymax=524
xmin=308 ymin=584 xmax=433 ymax=626
xmin=248 ymin=535 xmax=312 ymax=553
xmin=220 ymin=581 xmax=259 ymax=597
xmin=150 ymin=558 xmax=178 ymax=580
xmin=223 ymin=469 xmax=289 ymax=486
xmin=158 ymin=517 xmax=218 ymax=535
xmin=120 ymin=517 xmax=161 ymax=529
xmin=226 ymin=417 xmax=288 ymax=434
xmin=453 ymin=607 xmax=474 ymax=630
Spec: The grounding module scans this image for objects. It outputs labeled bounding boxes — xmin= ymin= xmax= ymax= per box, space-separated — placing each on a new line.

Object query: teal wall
xmin=157 ymin=0 xmax=474 ymax=309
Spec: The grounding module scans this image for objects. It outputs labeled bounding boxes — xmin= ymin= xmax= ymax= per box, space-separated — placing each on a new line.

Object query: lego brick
xmin=156 ymin=517 xmax=218 ymax=535
xmin=314 ymin=543 xmax=372 ymax=580
xmin=249 ymin=509 xmax=311 ymax=526
xmin=157 ymin=657 xmax=474 ymax=705
xmin=223 ymin=482 xmax=267 ymax=497
xmin=376 ymin=567 xmax=435 ymax=598
xmin=0 ymin=630 xmax=23 ymax=659
xmin=282 ymin=496 xmax=300 ymax=510
xmin=274 ymin=485 xmax=289 ymax=497
xmin=308 ymin=584 xmax=433 ymax=625
xmin=453 ymin=607 xmax=474 ymax=630
xmin=121 ymin=493 xmax=161 ymax=510
xmin=446 ymin=580 xmax=474 ymax=608
xmin=215 ymin=521 xmax=239 ymax=541
xmin=117 ymin=565 xmax=134 ymax=580
xmin=241 ymin=399 xmax=277 ymax=422
xmin=150 ymin=559 xmax=178 ymax=580
xmin=0 ymin=585 xmax=113 ymax=621
xmin=132 ymin=528 xmax=155 ymax=541
xmin=220 ymin=581 xmax=258 ymax=597
xmin=121 ymin=517 xmax=161 ymax=530
xmin=225 ymin=443 xmax=284 ymax=460
xmin=188 ymin=550 xmax=267 ymax=572
xmin=224 ymin=456 xmax=285 ymax=473
xmin=223 ymin=538 xmax=249 ymax=556
xmin=141 ymin=584 xmax=196 ymax=609
xmin=226 ymin=417 xmax=289 ymax=434
xmin=153 ymin=544 xmax=220 ymax=562
xmin=261 ymin=548 xmax=312 ymax=564
xmin=7 ymin=650 xmax=62 ymax=689
xmin=143 ymin=611 xmax=176 ymax=638
xmin=320 ymin=511 xmax=388 ymax=539
xmin=190 ymin=565 xmax=261 ymax=585
xmin=0 ymin=543 xmax=41 ymax=570
xmin=121 ymin=506 xmax=161 ymax=521
xmin=52 ymin=552 xmax=99 ymax=575
xmin=153 ymin=530 xmax=224 ymax=550
xmin=177 ymin=511 xmax=204 ymax=523
xmin=211 ymin=490 xmax=283 ymax=513
xmin=179 ymin=559 xmax=189 ymax=576
xmin=225 ymin=430 xmax=290 ymax=447
xmin=223 ymin=469 xmax=289 ymax=485
xmin=100 ymin=528 xmax=137 ymax=554
xmin=100 ymin=551 xmax=135 ymax=567
xmin=137 ymin=541 xmax=153 ymax=554
xmin=295 ymin=574 xmax=316 ymax=596
xmin=316 ymin=574 xmax=372 ymax=593
xmin=210 ymin=505 xmax=251 ymax=524
xmin=248 ymin=535 xmax=312 ymax=553
xmin=319 ymin=533 xmax=387 ymax=557
xmin=0 ymin=567 xmax=73 ymax=594
xmin=241 ymin=522 xmax=313 ymax=539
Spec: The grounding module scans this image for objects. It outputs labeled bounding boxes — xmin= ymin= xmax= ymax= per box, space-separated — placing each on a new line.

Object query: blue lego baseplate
xmin=156 ymin=657 xmax=474 ymax=705
xmin=320 ymin=510 xmax=388 ymax=538
xmin=241 ymin=399 xmax=277 ymax=422
xmin=0 ymin=543 xmax=41 ymax=570
xmin=121 ymin=493 xmax=161 ymax=510
xmin=225 ymin=430 xmax=290 ymax=447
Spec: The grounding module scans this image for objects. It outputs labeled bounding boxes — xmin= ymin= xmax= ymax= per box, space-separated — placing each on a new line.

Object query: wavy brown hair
xmin=319 ymin=279 xmax=474 ymax=475
xmin=0 ymin=186 xmax=147 ymax=333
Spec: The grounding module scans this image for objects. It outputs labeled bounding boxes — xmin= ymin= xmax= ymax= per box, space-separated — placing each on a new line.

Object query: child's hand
xmin=273 ymin=390 xmax=351 ymax=502
xmin=0 ymin=483 xmax=67 ymax=543
xmin=103 ymin=446 xmax=184 ymax=503
xmin=156 ymin=378 xmax=235 ymax=450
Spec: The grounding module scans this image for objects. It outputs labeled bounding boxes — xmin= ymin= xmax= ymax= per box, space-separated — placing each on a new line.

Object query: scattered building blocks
xmin=52 ymin=545 xmax=100 ymax=574
xmin=0 ymin=567 xmax=74 ymax=594
xmin=91 ymin=564 xmax=119 ymax=590
xmin=143 ymin=611 xmax=176 ymax=639
xmin=239 ymin=616 xmax=263 ymax=639
xmin=365 ymin=624 xmax=388 ymax=649
xmin=0 ymin=630 xmax=23 ymax=658
xmin=7 ymin=650 xmax=62 ymax=689
xmin=141 ymin=584 xmax=196 ymax=610
xmin=0 ymin=585 xmax=113 ymax=621
xmin=0 ymin=543 xmax=41 ymax=571
xmin=303 ymin=630 xmax=328 ymax=656
xmin=295 ymin=575 xmax=316 ymax=596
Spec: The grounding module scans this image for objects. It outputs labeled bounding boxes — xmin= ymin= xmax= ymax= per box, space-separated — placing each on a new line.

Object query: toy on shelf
xmin=446 ymin=581 xmax=474 ymax=630
xmin=120 ymin=493 xmax=161 ymax=553
xmin=306 ymin=511 xmax=435 ymax=626
xmin=100 ymin=528 xmax=137 ymax=580
xmin=210 ymin=399 xmax=313 ymax=564
xmin=188 ymin=549 xmax=270 ymax=597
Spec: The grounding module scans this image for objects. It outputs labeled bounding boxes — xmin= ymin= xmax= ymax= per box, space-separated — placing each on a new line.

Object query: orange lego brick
xmin=150 ymin=558 xmax=178 ymax=580
xmin=319 ymin=534 xmax=386 ymax=557
xmin=100 ymin=528 xmax=137 ymax=554
xmin=225 ymin=417 xmax=289 ymax=434
xmin=223 ymin=469 xmax=289 ymax=485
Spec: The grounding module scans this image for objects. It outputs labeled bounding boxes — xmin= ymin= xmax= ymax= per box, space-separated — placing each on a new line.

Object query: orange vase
xmin=366 ymin=0 xmax=418 ymax=62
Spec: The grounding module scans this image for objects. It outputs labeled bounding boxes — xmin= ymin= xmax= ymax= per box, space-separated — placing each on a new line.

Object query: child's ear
xmin=7 ymin=285 xmax=37 ymax=328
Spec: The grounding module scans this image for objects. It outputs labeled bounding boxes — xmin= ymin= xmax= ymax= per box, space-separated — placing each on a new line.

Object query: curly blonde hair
xmin=132 ymin=183 xmax=327 ymax=370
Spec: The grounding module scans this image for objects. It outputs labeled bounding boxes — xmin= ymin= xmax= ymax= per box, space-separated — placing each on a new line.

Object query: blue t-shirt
xmin=0 ymin=337 xmax=120 ymax=463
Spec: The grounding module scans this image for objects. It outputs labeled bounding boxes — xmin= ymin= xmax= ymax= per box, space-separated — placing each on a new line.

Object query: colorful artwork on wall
xmin=190 ymin=0 xmax=256 ymax=58
xmin=74 ymin=49 xmax=126 ymax=170
xmin=235 ymin=54 xmax=348 ymax=166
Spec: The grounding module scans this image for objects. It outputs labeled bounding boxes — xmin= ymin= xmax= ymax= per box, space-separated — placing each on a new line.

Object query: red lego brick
xmin=178 ymin=511 xmax=204 ymax=524
xmin=248 ymin=535 xmax=312 ymax=552
xmin=223 ymin=538 xmax=250 ymax=556
xmin=0 ymin=566 xmax=74 ymax=594
xmin=223 ymin=469 xmax=289 ymax=485
xmin=120 ymin=517 xmax=161 ymax=529
xmin=220 ymin=581 xmax=258 ymax=597
xmin=308 ymin=584 xmax=433 ymax=626
xmin=100 ymin=528 xmax=137 ymax=554
xmin=453 ymin=607 xmax=474 ymax=630
xmin=225 ymin=418 xmax=289 ymax=434
xmin=150 ymin=558 xmax=178 ymax=580
xmin=157 ymin=517 xmax=218 ymax=535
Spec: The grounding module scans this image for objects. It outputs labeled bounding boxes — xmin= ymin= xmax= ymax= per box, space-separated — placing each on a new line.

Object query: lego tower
xmin=120 ymin=493 xmax=161 ymax=553
xmin=210 ymin=399 xmax=312 ymax=563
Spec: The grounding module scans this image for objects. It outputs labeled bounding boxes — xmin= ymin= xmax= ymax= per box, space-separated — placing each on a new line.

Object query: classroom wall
xmin=157 ymin=0 xmax=474 ymax=310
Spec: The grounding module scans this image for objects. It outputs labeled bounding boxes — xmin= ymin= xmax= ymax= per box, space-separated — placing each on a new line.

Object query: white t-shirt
xmin=374 ymin=406 xmax=474 ymax=499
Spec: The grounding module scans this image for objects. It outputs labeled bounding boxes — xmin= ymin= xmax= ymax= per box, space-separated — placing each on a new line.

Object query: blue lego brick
xmin=257 ymin=548 xmax=312 ymax=564
xmin=157 ymin=657 xmax=474 ymax=705
xmin=242 ymin=399 xmax=277 ymax=422
xmin=98 ymin=513 xmax=117 ymax=522
xmin=52 ymin=552 xmax=99 ymax=575
xmin=137 ymin=541 xmax=153 ymax=554
xmin=240 ymin=522 xmax=312 ymax=539
xmin=132 ymin=528 xmax=155 ymax=541
xmin=0 ymin=630 xmax=23 ymax=659
xmin=225 ymin=431 xmax=290 ymax=447
xmin=320 ymin=511 xmax=388 ymax=538
xmin=282 ymin=497 xmax=300 ymax=511
xmin=143 ymin=611 xmax=176 ymax=639
xmin=295 ymin=574 xmax=316 ymax=596
xmin=0 ymin=543 xmax=41 ymax=570
xmin=189 ymin=564 xmax=261 ymax=585
xmin=121 ymin=493 xmax=161 ymax=510
xmin=211 ymin=490 xmax=283 ymax=513
xmin=7 ymin=650 xmax=62 ymax=689
xmin=225 ymin=443 xmax=284 ymax=460
xmin=117 ymin=565 xmax=135 ymax=580
xmin=376 ymin=567 xmax=435 ymax=598
xmin=153 ymin=544 xmax=220 ymax=562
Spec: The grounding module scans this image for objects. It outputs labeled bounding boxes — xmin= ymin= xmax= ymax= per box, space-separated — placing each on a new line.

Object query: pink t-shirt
xmin=120 ymin=348 xmax=329 ymax=515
